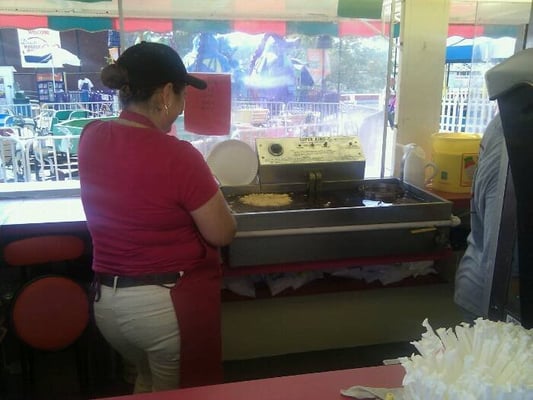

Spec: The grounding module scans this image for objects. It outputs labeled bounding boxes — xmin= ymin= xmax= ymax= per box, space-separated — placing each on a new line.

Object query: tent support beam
xmin=118 ymin=0 xmax=125 ymax=54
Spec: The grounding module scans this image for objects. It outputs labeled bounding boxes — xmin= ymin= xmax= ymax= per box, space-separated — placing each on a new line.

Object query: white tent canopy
xmin=0 ymin=0 xmax=531 ymax=24
xmin=0 ymin=0 xmax=366 ymax=21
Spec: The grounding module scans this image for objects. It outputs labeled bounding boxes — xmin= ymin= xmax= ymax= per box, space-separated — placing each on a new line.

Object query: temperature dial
xmin=268 ymin=143 xmax=284 ymax=156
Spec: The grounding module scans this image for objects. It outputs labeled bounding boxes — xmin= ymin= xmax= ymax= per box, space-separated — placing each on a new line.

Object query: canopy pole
xmin=118 ymin=0 xmax=125 ymax=54
xmin=527 ymin=1 xmax=533 ymax=49
xmin=51 ymin=63 xmax=55 ymax=94
xmin=380 ymin=0 xmax=397 ymax=178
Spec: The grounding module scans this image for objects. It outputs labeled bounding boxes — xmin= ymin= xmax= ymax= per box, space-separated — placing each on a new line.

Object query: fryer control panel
xmin=256 ymin=136 xmax=365 ymax=165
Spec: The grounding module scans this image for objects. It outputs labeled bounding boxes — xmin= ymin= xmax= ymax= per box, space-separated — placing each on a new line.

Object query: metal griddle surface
xmin=225 ymin=181 xmax=426 ymax=214
xmin=225 ymin=187 xmax=422 ymax=214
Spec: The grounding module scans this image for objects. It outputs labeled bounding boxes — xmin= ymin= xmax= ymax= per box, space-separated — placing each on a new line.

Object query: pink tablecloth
xmin=95 ymin=364 xmax=405 ymax=400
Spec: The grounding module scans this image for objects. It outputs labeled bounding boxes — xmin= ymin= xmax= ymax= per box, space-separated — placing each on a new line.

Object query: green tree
xmin=330 ymin=36 xmax=389 ymax=93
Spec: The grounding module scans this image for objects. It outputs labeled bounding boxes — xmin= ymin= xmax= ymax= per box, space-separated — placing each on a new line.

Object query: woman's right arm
xmin=190 ymin=190 xmax=237 ymax=247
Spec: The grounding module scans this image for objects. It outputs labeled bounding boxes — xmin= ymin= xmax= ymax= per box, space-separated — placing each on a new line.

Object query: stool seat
xmin=3 ymin=235 xmax=85 ymax=267
xmin=12 ymin=276 xmax=89 ymax=351
xmin=2 ymin=234 xmax=91 ymax=397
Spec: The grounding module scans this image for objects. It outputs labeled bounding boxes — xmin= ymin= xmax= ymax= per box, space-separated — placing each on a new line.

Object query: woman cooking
xmin=78 ymin=41 xmax=236 ymax=393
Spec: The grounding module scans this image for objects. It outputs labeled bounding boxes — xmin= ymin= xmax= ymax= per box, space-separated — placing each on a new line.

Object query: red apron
xmin=170 ymin=244 xmax=223 ymax=388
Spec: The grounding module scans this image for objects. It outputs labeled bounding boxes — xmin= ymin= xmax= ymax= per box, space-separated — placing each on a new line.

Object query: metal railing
xmin=1 ymin=134 xmax=79 ymax=183
xmin=1 ymin=92 xmax=498 ymax=184
xmin=39 ymin=100 xmax=118 ymax=118
xmin=3 ymin=91 xmax=495 ymax=134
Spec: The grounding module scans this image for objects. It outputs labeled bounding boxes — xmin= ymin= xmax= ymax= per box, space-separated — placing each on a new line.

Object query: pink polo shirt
xmin=78 ymin=111 xmax=219 ymax=276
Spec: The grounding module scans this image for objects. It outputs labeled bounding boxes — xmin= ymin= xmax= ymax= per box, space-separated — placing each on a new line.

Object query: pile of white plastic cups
xmin=400 ymin=318 xmax=533 ymax=400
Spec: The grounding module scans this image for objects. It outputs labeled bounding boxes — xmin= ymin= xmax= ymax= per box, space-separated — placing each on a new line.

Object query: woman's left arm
xmin=190 ymin=190 xmax=237 ymax=247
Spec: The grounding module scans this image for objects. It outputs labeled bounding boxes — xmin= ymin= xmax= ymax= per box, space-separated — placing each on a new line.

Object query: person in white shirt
xmin=78 ymin=77 xmax=94 ymax=91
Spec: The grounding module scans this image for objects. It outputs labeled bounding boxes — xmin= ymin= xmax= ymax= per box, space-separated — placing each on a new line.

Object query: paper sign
xmin=18 ymin=28 xmax=61 ymax=68
xmin=184 ymin=73 xmax=231 ymax=135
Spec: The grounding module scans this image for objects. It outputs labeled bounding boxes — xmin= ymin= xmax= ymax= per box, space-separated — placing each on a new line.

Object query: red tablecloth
xmin=95 ymin=364 xmax=405 ymax=400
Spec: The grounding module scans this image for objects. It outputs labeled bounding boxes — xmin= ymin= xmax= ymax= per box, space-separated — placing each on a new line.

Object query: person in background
xmin=78 ymin=76 xmax=94 ymax=91
xmin=78 ymin=77 xmax=94 ymax=102
xmin=386 ymin=77 xmax=396 ymax=129
xmin=78 ymin=42 xmax=236 ymax=393
xmin=387 ymin=92 xmax=396 ymax=129
xmin=454 ymin=114 xmax=512 ymax=321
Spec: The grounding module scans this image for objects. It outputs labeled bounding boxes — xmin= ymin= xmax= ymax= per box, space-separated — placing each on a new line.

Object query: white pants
xmin=94 ymin=284 xmax=180 ymax=393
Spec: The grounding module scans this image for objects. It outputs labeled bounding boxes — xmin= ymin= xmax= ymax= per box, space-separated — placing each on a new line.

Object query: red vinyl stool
xmin=3 ymin=235 xmax=85 ymax=268
xmin=3 ymin=235 xmax=90 ymax=397
xmin=11 ymin=276 xmax=89 ymax=351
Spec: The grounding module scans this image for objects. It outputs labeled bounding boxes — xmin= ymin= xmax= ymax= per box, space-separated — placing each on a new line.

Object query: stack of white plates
xmin=206 ymin=139 xmax=259 ymax=186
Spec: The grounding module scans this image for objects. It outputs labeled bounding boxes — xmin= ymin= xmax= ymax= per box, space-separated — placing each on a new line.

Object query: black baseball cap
xmin=117 ymin=41 xmax=207 ymax=90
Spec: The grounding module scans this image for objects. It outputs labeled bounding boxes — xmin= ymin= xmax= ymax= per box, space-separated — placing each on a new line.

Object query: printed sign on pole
xmin=18 ymin=28 xmax=62 ymax=68
xmin=17 ymin=28 xmax=81 ymax=69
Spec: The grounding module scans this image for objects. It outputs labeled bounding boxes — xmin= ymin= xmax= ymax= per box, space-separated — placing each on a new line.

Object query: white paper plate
xmin=206 ymin=139 xmax=258 ymax=186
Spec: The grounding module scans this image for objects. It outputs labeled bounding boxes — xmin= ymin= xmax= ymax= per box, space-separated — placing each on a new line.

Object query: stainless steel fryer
xmin=221 ymin=136 xmax=454 ymax=268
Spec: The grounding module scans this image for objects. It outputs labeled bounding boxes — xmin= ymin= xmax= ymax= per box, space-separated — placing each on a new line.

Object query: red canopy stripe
xmin=112 ymin=18 xmax=173 ymax=33
xmin=2 ymin=16 xmax=486 ymax=40
xmin=448 ymin=25 xmax=485 ymax=38
xmin=0 ymin=15 xmax=48 ymax=29
xmin=233 ymin=20 xmax=286 ymax=35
